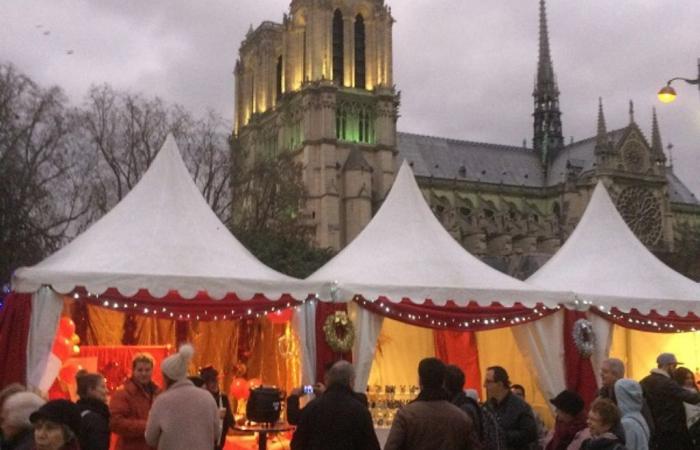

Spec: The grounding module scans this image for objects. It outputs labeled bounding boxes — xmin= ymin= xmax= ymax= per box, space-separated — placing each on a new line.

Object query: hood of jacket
xmin=614 ymin=378 xmax=643 ymax=416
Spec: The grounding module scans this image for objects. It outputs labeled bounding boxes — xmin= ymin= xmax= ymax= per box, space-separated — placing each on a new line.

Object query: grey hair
xmin=603 ymin=358 xmax=625 ymax=378
xmin=1 ymin=392 xmax=45 ymax=430
xmin=327 ymin=360 xmax=355 ymax=387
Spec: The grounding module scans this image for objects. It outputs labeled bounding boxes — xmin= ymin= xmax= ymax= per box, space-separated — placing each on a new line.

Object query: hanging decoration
xmin=323 ymin=311 xmax=355 ymax=354
xmin=572 ymin=318 xmax=595 ymax=358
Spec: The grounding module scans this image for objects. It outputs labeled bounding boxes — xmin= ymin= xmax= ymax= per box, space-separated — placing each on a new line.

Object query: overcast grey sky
xmin=2 ymin=0 xmax=698 ymax=195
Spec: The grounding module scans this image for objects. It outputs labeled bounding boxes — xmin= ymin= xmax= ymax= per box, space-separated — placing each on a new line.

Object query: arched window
xmin=332 ymin=10 xmax=344 ymax=85
xmin=276 ymin=55 xmax=283 ymax=100
xmin=354 ymin=14 xmax=365 ymax=89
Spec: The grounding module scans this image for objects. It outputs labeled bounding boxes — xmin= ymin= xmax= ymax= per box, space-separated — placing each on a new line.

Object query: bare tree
xmin=77 ymin=85 xmax=232 ymax=225
xmin=0 ymin=64 xmax=90 ymax=282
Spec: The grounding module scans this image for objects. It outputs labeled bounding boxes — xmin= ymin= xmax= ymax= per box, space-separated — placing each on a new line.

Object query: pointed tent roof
xmin=308 ymin=161 xmax=569 ymax=306
xmin=528 ymin=182 xmax=700 ymax=315
xmin=13 ymin=135 xmax=314 ymax=300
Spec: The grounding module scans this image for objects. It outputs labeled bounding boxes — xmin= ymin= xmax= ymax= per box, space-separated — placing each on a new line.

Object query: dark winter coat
xmin=484 ymin=392 xmax=538 ymax=450
xmin=1 ymin=428 xmax=33 ymax=450
xmin=286 ymin=390 xmax=367 ymax=426
xmin=581 ymin=432 xmax=627 ymax=450
xmin=290 ymin=383 xmax=379 ymax=450
xmin=640 ymin=369 xmax=700 ymax=450
xmin=208 ymin=391 xmax=234 ymax=450
xmin=77 ymin=397 xmax=111 ymax=450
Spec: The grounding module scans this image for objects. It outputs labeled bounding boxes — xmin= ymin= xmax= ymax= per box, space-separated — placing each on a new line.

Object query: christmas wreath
xmin=572 ymin=318 xmax=595 ymax=358
xmin=323 ymin=311 xmax=355 ymax=353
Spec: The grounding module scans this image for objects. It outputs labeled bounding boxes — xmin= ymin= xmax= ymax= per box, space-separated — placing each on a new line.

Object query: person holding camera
xmin=290 ymin=361 xmax=379 ymax=450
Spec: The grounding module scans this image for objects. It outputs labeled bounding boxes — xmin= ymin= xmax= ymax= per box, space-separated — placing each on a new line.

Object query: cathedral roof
xmin=397 ymin=132 xmax=544 ymax=187
xmin=397 ymin=130 xmax=699 ymax=206
xmin=547 ymin=128 xmax=626 ymax=185
xmin=667 ymin=168 xmax=699 ymax=205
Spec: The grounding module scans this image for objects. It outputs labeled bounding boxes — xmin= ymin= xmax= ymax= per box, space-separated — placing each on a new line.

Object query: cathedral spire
xmin=596 ymin=98 xmax=607 ymax=145
xmin=532 ymin=0 xmax=563 ymax=171
xmin=651 ymin=107 xmax=667 ymax=165
xmin=595 ymin=98 xmax=612 ymax=157
xmin=628 ymin=100 xmax=635 ymax=124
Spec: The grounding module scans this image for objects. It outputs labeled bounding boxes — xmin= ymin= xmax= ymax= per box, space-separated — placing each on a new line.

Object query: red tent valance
xmin=354 ymin=296 xmax=558 ymax=331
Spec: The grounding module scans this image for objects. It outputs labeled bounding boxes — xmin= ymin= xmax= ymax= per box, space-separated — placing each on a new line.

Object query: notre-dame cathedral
xmin=232 ymin=0 xmax=700 ymax=277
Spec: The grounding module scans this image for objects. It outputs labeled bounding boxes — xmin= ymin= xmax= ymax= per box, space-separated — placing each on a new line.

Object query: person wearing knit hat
xmin=145 ymin=344 xmax=220 ymax=450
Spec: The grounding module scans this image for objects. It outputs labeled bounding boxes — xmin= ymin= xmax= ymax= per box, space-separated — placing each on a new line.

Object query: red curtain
xmin=434 ymin=330 xmax=482 ymax=398
xmin=563 ymin=310 xmax=598 ymax=408
xmin=0 ymin=293 xmax=32 ymax=389
xmin=314 ymin=302 xmax=351 ymax=382
xmin=355 ymin=296 xmax=557 ymax=331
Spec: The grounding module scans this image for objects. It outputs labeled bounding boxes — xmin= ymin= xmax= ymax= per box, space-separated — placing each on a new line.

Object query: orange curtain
xmin=187 ymin=319 xmax=241 ymax=392
xmin=434 ymin=330 xmax=482 ymax=397
xmin=246 ymin=319 xmax=300 ymax=395
xmin=134 ymin=315 xmax=177 ymax=347
xmin=86 ymin=305 xmax=125 ymax=345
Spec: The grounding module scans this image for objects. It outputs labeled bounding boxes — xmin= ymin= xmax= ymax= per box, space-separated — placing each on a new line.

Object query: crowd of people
xmin=2 ymin=346 xmax=700 ymax=450
xmin=0 ymin=344 xmax=232 ymax=450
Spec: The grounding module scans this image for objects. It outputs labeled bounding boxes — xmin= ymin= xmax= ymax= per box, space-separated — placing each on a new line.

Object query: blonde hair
xmin=132 ymin=352 xmax=155 ymax=370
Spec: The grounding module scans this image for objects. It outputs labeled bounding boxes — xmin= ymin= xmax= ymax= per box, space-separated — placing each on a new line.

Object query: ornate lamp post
xmin=657 ymin=58 xmax=700 ymax=103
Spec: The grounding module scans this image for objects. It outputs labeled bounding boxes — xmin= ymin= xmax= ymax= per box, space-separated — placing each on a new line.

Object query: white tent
xmin=308 ymin=160 xmax=569 ymax=307
xmin=302 ymin=161 xmax=572 ymax=391
xmin=13 ymin=135 xmax=315 ymax=300
xmin=10 ymin=135 xmax=317 ymax=390
xmin=528 ymin=182 xmax=700 ymax=315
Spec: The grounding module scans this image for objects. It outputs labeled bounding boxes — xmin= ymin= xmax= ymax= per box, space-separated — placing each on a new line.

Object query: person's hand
xmin=290 ymin=387 xmax=303 ymax=397
xmin=313 ymin=382 xmax=326 ymax=395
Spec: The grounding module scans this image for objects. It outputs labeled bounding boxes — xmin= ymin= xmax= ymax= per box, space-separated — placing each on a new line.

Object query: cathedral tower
xmin=233 ymin=0 xmax=399 ymax=250
xmin=532 ymin=0 xmax=564 ymax=172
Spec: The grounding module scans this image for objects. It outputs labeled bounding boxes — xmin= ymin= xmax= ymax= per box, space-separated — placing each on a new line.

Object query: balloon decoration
xmin=266 ymin=308 xmax=293 ymax=325
xmin=58 ymin=317 xmax=76 ymax=339
xmin=52 ymin=337 xmax=72 ymax=361
xmin=50 ymin=316 xmax=83 ymax=388
xmin=230 ymin=377 xmax=250 ymax=400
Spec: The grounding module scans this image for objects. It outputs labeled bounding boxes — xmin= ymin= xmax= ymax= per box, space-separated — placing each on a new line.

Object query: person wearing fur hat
xmin=29 ymin=399 xmax=82 ymax=450
xmin=145 ymin=344 xmax=220 ymax=450
xmin=199 ymin=366 xmax=234 ymax=450
xmin=110 ymin=352 xmax=161 ymax=450
xmin=1 ymin=391 xmax=45 ymax=450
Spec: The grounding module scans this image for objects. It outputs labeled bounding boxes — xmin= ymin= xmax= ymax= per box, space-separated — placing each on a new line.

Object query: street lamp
xmin=657 ymin=58 xmax=700 ymax=103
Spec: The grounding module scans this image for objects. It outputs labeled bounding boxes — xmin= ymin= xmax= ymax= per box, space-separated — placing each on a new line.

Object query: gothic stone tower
xmin=233 ymin=0 xmax=399 ymax=250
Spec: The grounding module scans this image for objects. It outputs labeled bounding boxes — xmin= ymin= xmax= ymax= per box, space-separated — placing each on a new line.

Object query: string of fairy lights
xmin=66 ymin=290 xmax=700 ymax=332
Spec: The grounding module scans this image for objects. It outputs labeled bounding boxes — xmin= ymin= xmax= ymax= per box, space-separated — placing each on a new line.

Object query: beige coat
xmin=145 ymin=379 xmax=220 ymax=450
xmin=383 ymin=399 xmax=473 ymax=450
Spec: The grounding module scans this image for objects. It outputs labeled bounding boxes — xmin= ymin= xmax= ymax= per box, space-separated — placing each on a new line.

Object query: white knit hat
xmin=161 ymin=344 xmax=194 ymax=381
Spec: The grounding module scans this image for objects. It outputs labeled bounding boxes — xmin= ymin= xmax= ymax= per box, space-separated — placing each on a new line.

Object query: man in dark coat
xmin=482 ymin=366 xmax=538 ymax=450
xmin=640 ymin=352 xmax=700 ymax=450
xmin=291 ymin=361 xmax=379 ymax=450
xmin=384 ymin=358 xmax=473 ymax=450
xmin=286 ymin=362 xmax=368 ymax=425
xmin=199 ymin=366 xmax=234 ymax=450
